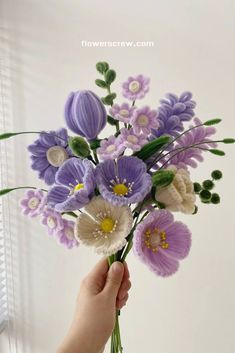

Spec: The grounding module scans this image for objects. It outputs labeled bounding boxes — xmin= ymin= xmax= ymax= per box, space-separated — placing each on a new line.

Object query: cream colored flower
xmin=74 ymin=196 xmax=133 ymax=256
xmin=155 ymin=166 xmax=196 ymax=214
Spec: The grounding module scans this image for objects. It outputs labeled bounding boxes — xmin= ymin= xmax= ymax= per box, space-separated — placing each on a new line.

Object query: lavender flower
xmin=97 ymin=135 xmax=125 ymax=161
xmin=119 ymin=128 xmax=148 ymax=152
xmin=95 ymin=156 xmax=152 ymax=206
xmin=131 ymin=106 xmax=159 ymax=135
xmin=122 ymin=75 xmax=150 ymax=101
xmin=166 ymin=118 xmax=217 ymax=169
xmin=56 ymin=219 xmax=79 ymax=249
xmin=47 ymin=157 xmax=95 ymax=212
xmin=41 ymin=208 xmax=64 ymax=236
xmin=20 ymin=189 xmax=47 ymax=217
xmin=152 ymin=92 xmax=196 ymax=138
xmin=28 ymin=128 xmax=72 ymax=185
xmin=109 ymin=103 xmax=136 ymax=124
xmin=133 ymin=210 xmax=191 ymax=277
xmin=65 ymin=90 xmax=107 ymax=141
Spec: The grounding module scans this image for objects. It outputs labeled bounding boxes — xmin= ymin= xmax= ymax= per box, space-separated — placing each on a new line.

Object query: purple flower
xmin=56 ymin=219 xmax=79 ymax=249
xmin=158 ymin=118 xmax=217 ymax=169
xmin=133 ymin=210 xmax=191 ymax=277
xmin=20 ymin=189 xmax=47 ymax=217
xmin=152 ymin=92 xmax=196 ymax=138
xmin=119 ymin=128 xmax=148 ymax=152
xmin=97 ymin=135 xmax=125 ymax=161
xmin=28 ymin=128 xmax=72 ymax=185
xmin=109 ymin=103 xmax=136 ymax=123
xmin=47 ymin=157 xmax=95 ymax=212
xmin=65 ymin=90 xmax=107 ymax=141
xmin=122 ymin=75 xmax=150 ymax=101
xmin=41 ymin=208 xmax=64 ymax=236
xmin=131 ymin=106 xmax=159 ymax=135
xmin=95 ymin=156 xmax=152 ymax=206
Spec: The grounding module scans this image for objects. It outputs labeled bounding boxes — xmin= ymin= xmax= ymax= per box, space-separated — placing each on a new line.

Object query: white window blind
xmin=0 ymin=173 xmax=7 ymax=333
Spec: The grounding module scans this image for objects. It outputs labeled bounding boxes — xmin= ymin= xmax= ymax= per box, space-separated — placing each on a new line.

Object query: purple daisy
xmin=122 ymin=75 xmax=150 ymax=101
xmin=41 ymin=207 xmax=64 ymax=236
xmin=133 ymin=210 xmax=191 ymax=277
xmin=47 ymin=157 xmax=95 ymax=212
xmin=97 ymin=135 xmax=125 ymax=161
xmin=119 ymin=128 xmax=148 ymax=152
xmin=20 ymin=189 xmax=47 ymax=217
xmin=131 ymin=106 xmax=159 ymax=135
xmin=109 ymin=103 xmax=136 ymax=124
xmin=56 ymin=219 xmax=79 ymax=249
xmin=95 ymin=156 xmax=152 ymax=206
xmin=28 ymin=128 xmax=73 ymax=185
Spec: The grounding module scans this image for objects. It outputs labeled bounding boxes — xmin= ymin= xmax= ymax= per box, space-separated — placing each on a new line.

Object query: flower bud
xmin=211 ymin=193 xmax=220 ymax=204
xmin=68 ymin=136 xmax=90 ymax=158
xmin=211 ymin=170 xmax=223 ymax=180
xmin=202 ymin=180 xmax=214 ymax=190
xmin=64 ymin=90 xmax=107 ymax=141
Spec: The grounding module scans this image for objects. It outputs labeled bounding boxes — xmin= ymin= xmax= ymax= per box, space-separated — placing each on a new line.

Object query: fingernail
xmin=112 ymin=262 xmax=123 ymax=274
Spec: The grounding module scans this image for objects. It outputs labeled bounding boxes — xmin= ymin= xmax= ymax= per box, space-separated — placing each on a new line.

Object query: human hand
xmin=57 ymin=258 xmax=131 ymax=353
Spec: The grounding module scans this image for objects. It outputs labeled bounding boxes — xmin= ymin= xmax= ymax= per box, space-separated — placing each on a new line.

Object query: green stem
xmin=93 ymin=150 xmax=99 ymax=164
xmin=1 ymin=131 xmax=68 ymax=143
xmin=61 ymin=211 xmax=78 ymax=218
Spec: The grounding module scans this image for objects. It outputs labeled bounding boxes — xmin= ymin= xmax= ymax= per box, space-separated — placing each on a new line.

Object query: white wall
xmin=0 ymin=1 xmax=235 ymax=352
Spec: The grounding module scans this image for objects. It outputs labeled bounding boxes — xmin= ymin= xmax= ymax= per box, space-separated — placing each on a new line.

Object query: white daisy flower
xmin=155 ymin=166 xmax=196 ymax=214
xmin=74 ymin=196 xmax=133 ymax=256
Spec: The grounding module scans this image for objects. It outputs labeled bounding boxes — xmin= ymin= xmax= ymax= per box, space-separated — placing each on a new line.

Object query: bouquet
xmin=0 ymin=61 xmax=234 ymax=353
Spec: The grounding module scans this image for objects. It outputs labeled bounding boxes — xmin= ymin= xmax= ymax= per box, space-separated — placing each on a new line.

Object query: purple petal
xmin=47 ymin=185 xmax=70 ymax=205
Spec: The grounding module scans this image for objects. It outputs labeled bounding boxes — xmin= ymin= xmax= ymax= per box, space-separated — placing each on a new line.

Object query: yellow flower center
xmin=100 ymin=217 xmax=115 ymax=233
xmin=113 ymin=183 xmax=129 ymax=196
xmin=119 ymin=109 xmax=129 ymax=117
xmin=74 ymin=183 xmax=84 ymax=192
xmin=137 ymin=114 xmax=149 ymax=126
xmin=144 ymin=228 xmax=169 ymax=253
xmin=129 ymin=80 xmax=140 ymax=93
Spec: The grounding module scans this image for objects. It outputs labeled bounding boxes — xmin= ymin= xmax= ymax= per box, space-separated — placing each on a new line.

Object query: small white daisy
xmin=74 ymin=196 xmax=133 ymax=256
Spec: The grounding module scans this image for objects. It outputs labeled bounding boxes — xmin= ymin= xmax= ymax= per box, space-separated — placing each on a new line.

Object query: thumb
xmin=103 ymin=262 xmax=124 ymax=299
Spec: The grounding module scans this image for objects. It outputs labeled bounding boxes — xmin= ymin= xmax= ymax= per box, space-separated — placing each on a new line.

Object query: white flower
xmin=155 ymin=166 xmax=196 ymax=214
xmin=74 ymin=196 xmax=133 ymax=256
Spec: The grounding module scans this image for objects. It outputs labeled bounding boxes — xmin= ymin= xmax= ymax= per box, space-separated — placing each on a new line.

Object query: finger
xmin=123 ymin=261 xmax=130 ymax=279
xmin=102 ymin=262 xmax=124 ymax=301
xmin=117 ymin=279 xmax=131 ymax=301
xmin=116 ymin=293 xmax=129 ymax=310
xmin=84 ymin=257 xmax=109 ymax=295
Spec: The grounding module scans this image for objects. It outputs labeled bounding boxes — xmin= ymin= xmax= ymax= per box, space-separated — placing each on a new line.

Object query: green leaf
xmin=104 ymin=69 xmax=116 ymax=85
xmin=96 ymin=62 xmax=109 ymax=74
xmin=89 ymin=139 xmax=101 ymax=150
xmin=0 ymin=188 xmax=16 ymax=196
xmin=222 ymin=138 xmax=235 ymax=144
xmin=0 ymin=132 xmax=22 ymax=140
xmin=107 ymin=115 xmax=118 ymax=126
xmin=209 ymin=149 xmax=225 ymax=156
xmin=152 ymin=170 xmax=175 ymax=188
xmin=95 ymin=79 xmax=107 ymax=88
xmin=101 ymin=93 xmax=117 ymax=106
xmin=68 ymin=136 xmax=90 ymax=158
xmin=133 ymin=135 xmax=171 ymax=161
xmin=204 ymin=118 xmax=222 ymax=126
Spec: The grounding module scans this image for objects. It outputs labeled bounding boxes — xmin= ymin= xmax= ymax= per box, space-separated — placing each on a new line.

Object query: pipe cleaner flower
xmin=109 ymin=103 xmax=136 ymax=124
xmin=47 ymin=157 xmax=95 ymax=212
xmin=152 ymin=92 xmax=196 ymax=138
xmin=131 ymin=106 xmax=159 ymax=135
xmin=133 ymin=210 xmax=191 ymax=277
xmin=122 ymin=75 xmax=150 ymax=101
xmin=64 ymin=90 xmax=107 ymax=141
xmin=95 ymin=156 xmax=152 ymax=206
xmin=118 ymin=128 xmax=148 ymax=152
xmin=56 ymin=219 xmax=79 ymax=249
xmin=74 ymin=196 xmax=133 ymax=256
xmin=28 ymin=128 xmax=72 ymax=185
xmin=97 ymin=135 xmax=125 ymax=161
xmin=20 ymin=189 xmax=47 ymax=217
xmin=41 ymin=208 xmax=64 ymax=236
xmin=155 ymin=166 xmax=196 ymax=214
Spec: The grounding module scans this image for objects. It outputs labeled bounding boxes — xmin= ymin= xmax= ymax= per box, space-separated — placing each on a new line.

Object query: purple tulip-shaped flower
xmin=64 ymin=90 xmax=107 ymax=141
